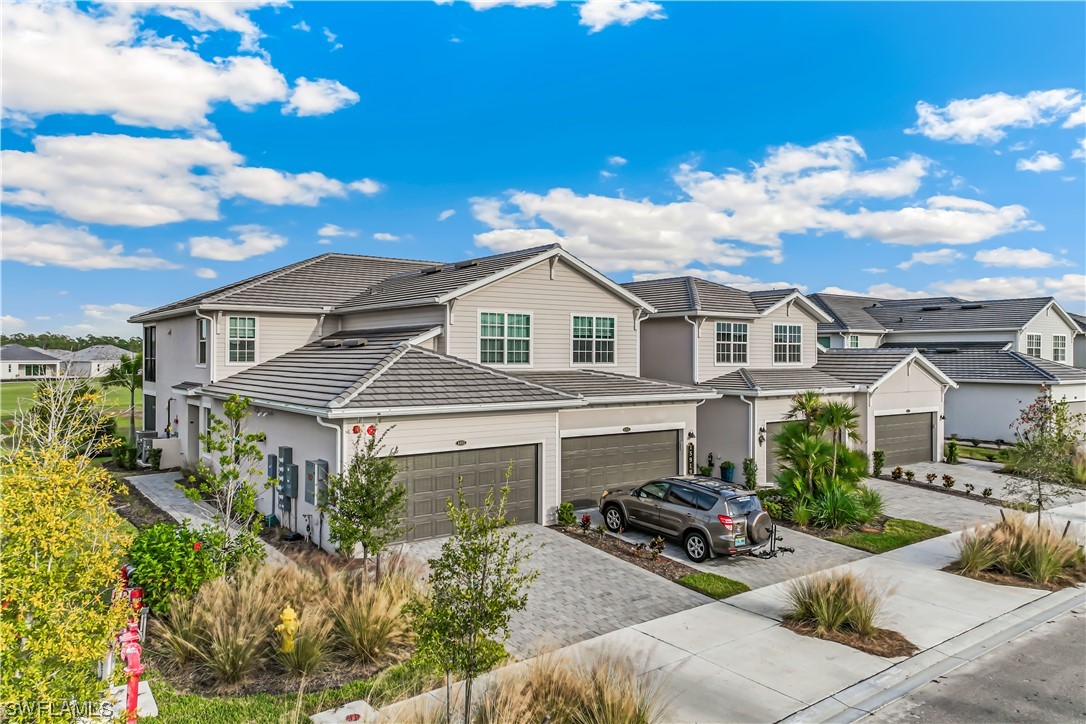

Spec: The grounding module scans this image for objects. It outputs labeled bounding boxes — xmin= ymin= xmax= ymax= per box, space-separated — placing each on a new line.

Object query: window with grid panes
xmin=773 ymin=324 xmax=802 ymax=363
xmin=573 ymin=316 xmax=615 ymax=364
xmin=715 ymin=322 xmax=748 ymax=364
xmin=479 ymin=312 xmax=531 ymax=364
xmin=228 ymin=317 xmax=256 ymax=363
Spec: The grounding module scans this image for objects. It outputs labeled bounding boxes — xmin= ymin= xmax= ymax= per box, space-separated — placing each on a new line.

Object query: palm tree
xmin=102 ymin=353 xmax=142 ymax=443
xmin=786 ymin=391 xmax=823 ymax=433
xmin=777 ymin=431 xmax=834 ymax=499
xmin=817 ymin=401 xmax=861 ymax=480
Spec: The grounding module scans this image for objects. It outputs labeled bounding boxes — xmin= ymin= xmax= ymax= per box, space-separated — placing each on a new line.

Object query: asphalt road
xmin=871 ymin=606 xmax=1086 ymax=723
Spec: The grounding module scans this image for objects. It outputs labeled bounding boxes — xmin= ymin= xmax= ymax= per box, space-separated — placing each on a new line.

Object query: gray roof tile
xmin=921 ymin=349 xmax=1086 ymax=384
xmin=515 ymin=370 xmax=711 ymax=401
xmin=748 ymin=288 xmax=799 ymax=313
xmin=624 ymin=276 xmax=791 ymax=317
xmin=808 ymin=293 xmax=1057 ymax=333
xmin=704 ymin=367 xmax=855 ymax=394
xmin=1070 ymin=313 xmax=1086 ymax=333
xmin=0 ymin=344 xmax=62 ymax=362
xmin=814 ymin=348 xmax=914 ymax=385
xmin=67 ymin=344 xmax=132 ymax=361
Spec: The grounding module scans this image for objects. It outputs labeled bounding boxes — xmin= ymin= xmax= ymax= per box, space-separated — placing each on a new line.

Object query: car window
xmin=667 ymin=484 xmax=699 ymax=508
xmin=726 ymin=495 xmax=762 ymax=516
xmin=694 ymin=491 xmax=717 ymax=511
xmin=639 ymin=481 xmax=669 ymax=501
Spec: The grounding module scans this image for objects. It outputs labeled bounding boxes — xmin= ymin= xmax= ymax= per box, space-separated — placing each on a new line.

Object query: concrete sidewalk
xmin=317 ymin=506 xmax=1086 ymax=723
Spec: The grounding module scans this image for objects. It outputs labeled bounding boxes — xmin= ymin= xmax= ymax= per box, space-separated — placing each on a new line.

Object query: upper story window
xmin=773 ymin=324 xmax=802 ymax=364
xmin=1026 ymin=333 xmax=1041 ymax=357
xmin=479 ymin=312 xmax=531 ymax=365
xmin=143 ymin=325 xmax=156 ymax=382
xmin=1053 ymin=335 xmax=1067 ymax=362
xmin=196 ymin=318 xmax=209 ymax=366
xmin=848 ymin=335 xmax=859 ymax=348
xmin=228 ymin=317 xmax=256 ymax=364
xmin=572 ymin=315 xmax=615 ymax=364
xmin=715 ymin=322 xmax=748 ymax=364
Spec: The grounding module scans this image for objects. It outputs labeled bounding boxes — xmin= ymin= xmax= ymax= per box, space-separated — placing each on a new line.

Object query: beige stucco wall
xmin=640 ymin=318 xmax=695 ymax=384
xmin=446 ymin=258 xmax=642 ymax=375
xmin=945 ymin=381 xmax=1086 ymax=442
xmin=696 ymin=397 xmax=753 ymax=477
xmin=696 ymin=302 xmax=821 ymax=382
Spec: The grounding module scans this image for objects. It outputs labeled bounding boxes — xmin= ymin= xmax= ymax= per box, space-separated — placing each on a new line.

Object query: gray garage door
xmin=765 ymin=421 xmax=789 ymax=483
xmin=396 ymin=444 xmax=538 ymax=541
xmin=561 ymin=430 xmax=679 ymax=508
xmin=874 ymin=413 xmax=934 ymax=467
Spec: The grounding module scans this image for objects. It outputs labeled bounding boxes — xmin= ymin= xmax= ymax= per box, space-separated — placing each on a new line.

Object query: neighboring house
xmin=0 ymin=344 xmax=61 ymax=380
xmin=625 ymin=277 xmax=956 ymax=484
xmin=1070 ymin=313 xmax=1086 ymax=368
xmin=130 ymin=245 xmax=713 ymax=547
xmin=63 ymin=344 xmax=132 ymax=378
xmin=808 ymin=293 xmax=1084 ymax=369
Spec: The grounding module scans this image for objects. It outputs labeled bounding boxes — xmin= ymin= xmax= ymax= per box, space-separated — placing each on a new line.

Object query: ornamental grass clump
xmin=785 ymin=571 xmax=882 ymax=637
xmin=954 ymin=514 xmax=1086 ymax=587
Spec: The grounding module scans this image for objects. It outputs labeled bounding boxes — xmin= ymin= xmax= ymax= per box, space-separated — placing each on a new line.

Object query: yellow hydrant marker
xmin=276 ymin=605 xmax=299 ymax=653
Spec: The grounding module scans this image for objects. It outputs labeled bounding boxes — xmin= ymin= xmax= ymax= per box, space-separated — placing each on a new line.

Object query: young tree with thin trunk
xmin=9 ymin=378 xmax=118 ymax=465
xmin=816 ymin=400 xmax=861 ymax=481
xmin=101 ymin=352 xmax=142 ymax=442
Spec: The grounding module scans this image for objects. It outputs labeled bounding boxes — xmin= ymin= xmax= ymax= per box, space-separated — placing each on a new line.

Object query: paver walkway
xmin=404 ymin=524 xmax=709 ymax=659
xmin=125 ymin=471 xmax=291 ymax=566
xmin=865 ymin=477 xmax=1004 ymax=531
xmin=901 ymin=459 xmax=1086 ymax=506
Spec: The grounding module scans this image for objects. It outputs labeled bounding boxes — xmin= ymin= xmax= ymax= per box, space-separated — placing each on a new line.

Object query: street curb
xmin=779 ymin=585 xmax=1086 ymax=723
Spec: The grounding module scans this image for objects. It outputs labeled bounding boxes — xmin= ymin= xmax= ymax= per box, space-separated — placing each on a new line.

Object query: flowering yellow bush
xmin=0 ymin=447 xmax=133 ymax=720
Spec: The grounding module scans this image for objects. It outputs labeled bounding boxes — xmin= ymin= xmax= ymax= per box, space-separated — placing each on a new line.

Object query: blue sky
xmin=2 ymin=1 xmax=1084 ymax=337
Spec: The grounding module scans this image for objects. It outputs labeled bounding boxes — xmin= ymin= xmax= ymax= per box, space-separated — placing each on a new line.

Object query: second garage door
xmin=561 ymin=430 xmax=679 ymax=508
xmin=397 ymin=444 xmax=538 ymax=541
xmin=874 ymin=413 xmax=934 ymax=467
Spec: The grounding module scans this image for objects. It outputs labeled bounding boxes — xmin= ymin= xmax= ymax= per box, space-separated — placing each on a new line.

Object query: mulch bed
xmin=552 ymin=526 xmax=700 ymax=582
xmin=775 ymin=515 xmax=893 ymax=541
xmin=941 ymin=564 xmax=1086 ymax=592
xmin=877 ymin=475 xmax=1008 ymax=506
xmin=112 ymin=478 xmax=174 ymax=528
xmin=782 ymin=619 xmax=918 ymax=658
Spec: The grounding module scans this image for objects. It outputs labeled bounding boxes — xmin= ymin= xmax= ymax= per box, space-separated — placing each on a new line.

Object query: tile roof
xmin=0 ymin=344 xmax=62 ymax=362
xmin=335 ymin=245 xmax=561 ymax=311
xmin=131 ymin=253 xmax=436 ymax=321
xmin=920 ymin=349 xmax=1086 ymax=384
xmin=880 ymin=340 xmax=1010 ymax=351
xmin=67 ymin=344 xmax=132 ymax=361
xmin=814 ymin=348 xmax=914 ymax=386
xmin=623 ymin=276 xmax=789 ymax=317
xmin=808 ymin=293 xmax=1058 ymax=333
xmin=807 ymin=293 xmax=887 ymax=333
xmin=748 ymin=288 xmax=800 ymax=313
xmin=1070 ymin=312 xmax=1086 ymax=333
xmin=198 ymin=326 xmax=579 ymax=414
xmin=704 ymin=367 xmax=856 ymax=395
xmin=515 ymin=370 xmax=712 ymax=401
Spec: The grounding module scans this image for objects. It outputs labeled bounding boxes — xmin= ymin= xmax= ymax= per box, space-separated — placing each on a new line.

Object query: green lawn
xmin=677 ymin=572 xmax=751 ymax=599
xmin=829 ymin=519 xmax=949 ymax=554
xmin=1 ymin=380 xmax=142 ymax=439
xmin=953 ymin=444 xmax=1006 ymax=463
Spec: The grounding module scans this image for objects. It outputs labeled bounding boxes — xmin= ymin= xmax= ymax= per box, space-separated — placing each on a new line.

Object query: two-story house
xmin=627 ymin=277 xmax=956 ymax=484
xmin=809 ymin=293 xmax=1086 ymax=442
xmin=130 ymin=245 xmax=713 ymax=547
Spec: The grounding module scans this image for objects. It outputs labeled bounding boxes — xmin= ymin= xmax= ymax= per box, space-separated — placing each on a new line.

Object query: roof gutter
xmin=578 ymin=392 xmax=718 ymax=405
xmin=132 ymin=303 xmax=337 ymax=323
xmin=195 ymin=392 xmax=586 ymax=418
xmin=715 ymin=385 xmax=861 ymax=398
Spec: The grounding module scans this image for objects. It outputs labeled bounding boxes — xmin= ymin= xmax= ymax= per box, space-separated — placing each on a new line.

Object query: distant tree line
xmin=0 ymin=333 xmax=142 ymax=353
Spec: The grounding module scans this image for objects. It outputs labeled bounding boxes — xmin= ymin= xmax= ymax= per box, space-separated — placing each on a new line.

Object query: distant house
xmin=63 ymin=344 xmax=133 ymax=378
xmin=0 ymin=344 xmax=62 ymax=380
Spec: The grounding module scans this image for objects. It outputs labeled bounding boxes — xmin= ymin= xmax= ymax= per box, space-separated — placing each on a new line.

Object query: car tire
xmin=684 ymin=530 xmax=710 ymax=562
xmin=749 ymin=512 xmax=773 ymax=544
xmin=602 ymin=505 xmax=625 ymax=532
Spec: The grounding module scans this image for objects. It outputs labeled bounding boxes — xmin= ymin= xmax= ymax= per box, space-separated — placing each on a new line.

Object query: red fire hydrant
xmin=118 ymin=621 xmax=144 ymax=724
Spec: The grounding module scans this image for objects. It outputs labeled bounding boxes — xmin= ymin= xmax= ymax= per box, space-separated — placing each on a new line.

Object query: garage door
xmin=765 ymin=421 xmax=789 ymax=483
xmin=561 ymin=430 xmax=679 ymax=508
xmin=875 ymin=413 xmax=934 ymax=467
xmin=397 ymin=444 xmax=538 ymax=541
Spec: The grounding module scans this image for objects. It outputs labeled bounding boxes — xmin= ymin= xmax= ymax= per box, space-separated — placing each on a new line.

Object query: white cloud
xmin=1 ymin=2 xmax=289 ymax=130
xmin=862 ymin=267 xmax=887 ymax=274
xmin=599 ymin=170 xmax=616 ymax=179
xmin=61 ymin=303 xmax=144 ymax=337
xmin=189 ymin=225 xmax=287 ymax=261
xmin=1074 ymin=139 xmax=1086 ymax=161
xmin=1016 ymin=151 xmax=1063 ymax=173
xmin=931 ymin=274 xmax=1086 ymax=304
xmin=1063 ymin=105 xmax=1086 ymax=128
xmin=974 ymin=246 xmax=1067 ymax=269
xmin=607 ymin=155 xmax=628 ymax=166
xmin=1 ymin=315 xmax=27 ymax=332
xmin=462 ymin=0 xmax=556 ymax=9
xmin=896 ymin=248 xmax=964 ymax=270
xmin=579 ymin=0 xmax=665 ymax=32
xmin=284 ymin=78 xmax=360 ymax=117
xmin=908 ymin=89 xmax=1083 ymax=144
xmin=194 ymin=267 xmax=218 ymax=279
xmin=3 ymin=134 xmax=382 ymax=227
xmin=322 ymin=27 xmax=343 ymax=51
xmin=373 ymin=232 xmax=400 ymax=242
xmin=293 ymin=20 xmax=311 ymax=32
xmin=819 ymin=284 xmax=928 ymax=299
xmin=472 ymin=136 xmax=1037 ymax=277
xmin=317 ymin=223 xmax=357 ymax=237
xmin=437 ymin=209 xmax=457 ymax=222
xmin=1 ymin=216 xmax=179 ymax=270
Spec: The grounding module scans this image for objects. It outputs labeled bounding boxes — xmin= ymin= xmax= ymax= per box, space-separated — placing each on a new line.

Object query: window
xmin=144 ymin=394 xmax=156 ymax=432
xmin=817 ymin=336 xmax=831 ymax=348
xmin=572 ymin=315 xmax=615 ymax=364
xmin=196 ymin=318 xmax=209 ymax=365
xmin=203 ymin=407 xmax=212 ymax=452
xmin=479 ymin=312 xmax=531 ymax=365
xmin=1026 ymin=333 xmax=1041 ymax=357
xmin=667 ymin=484 xmax=700 ymax=508
xmin=715 ymin=322 xmax=749 ymax=364
xmin=228 ymin=317 xmax=256 ymax=363
xmin=1053 ymin=335 xmax=1067 ymax=363
xmin=773 ymin=324 xmax=803 ymax=364
xmin=143 ymin=326 xmax=156 ymax=382
xmin=638 ymin=481 xmax=669 ymax=501
xmin=726 ymin=495 xmax=762 ymax=516
xmin=848 ymin=335 xmax=859 ymax=348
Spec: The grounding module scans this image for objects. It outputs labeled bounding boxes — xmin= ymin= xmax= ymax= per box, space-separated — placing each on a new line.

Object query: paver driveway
xmin=404 ymin=524 xmax=709 ymax=659
xmin=900 ymin=459 xmax=1086 ymax=506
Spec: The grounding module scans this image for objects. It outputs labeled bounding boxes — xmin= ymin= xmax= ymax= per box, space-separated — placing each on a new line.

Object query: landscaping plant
xmin=982 ymin=487 xmax=993 ymax=498
xmin=954 ymin=515 xmax=1086 ymax=586
xmin=925 ymin=473 xmax=937 ymax=484
xmin=785 ymin=571 xmax=881 ymax=636
xmin=871 ymin=449 xmax=885 ymax=478
xmin=556 ymin=502 xmax=576 ymax=527
xmin=579 ymin=513 xmax=592 ymax=533
xmin=101 ymin=352 xmax=143 ymax=442
xmin=890 ymin=466 xmax=903 ymax=480
xmin=942 ymin=474 xmax=955 ymax=489
xmin=964 ymin=483 xmax=975 ymax=495
xmin=8 ymin=378 xmax=119 ymax=465
xmin=904 ymin=469 xmax=915 ymax=481
xmin=648 ymin=536 xmax=666 ymax=560
xmin=945 ymin=439 xmax=959 ymax=464
xmin=128 ymin=521 xmax=219 ymax=613
xmin=742 ymin=457 xmax=758 ymax=487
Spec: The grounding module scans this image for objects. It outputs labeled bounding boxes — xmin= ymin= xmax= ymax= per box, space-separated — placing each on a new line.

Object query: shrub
xmin=964 ymin=483 xmax=975 ymax=495
xmin=811 ymin=486 xmax=861 ymax=529
xmin=149 ymin=446 xmax=163 ymax=470
xmin=329 ymin=574 xmax=412 ymax=665
xmin=984 ymin=453 xmax=997 ymax=462
xmin=742 ymin=457 xmax=758 ymax=487
xmin=112 ymin=442 xmax=138 ymax=470
xmin=761 ymin=497 xmax=784 ymax=519
xmin=925 ymin=473 xmax=937 ymax=484
xmin=785 ymin=571 xmax=882 ymax=636
xmin=648 ymin=536 xmax=665 ymax=560
xmin=871 ymin=450 xmax=885 ymax=477
xmin=982 ymin=487 xmax=993 ymax=498
xmin=128 ymin=522 xmax=219 ymax=613
xmin=904 ymin=470 xmax=915 ymax=481
xmin=579 ymin=513 xmax=592 ymax=534
xmin=791 ymin=500 xmax=814 ymax=527
xmin=942 ymin=474 xmax=955 ymax=489
xmin=854 ymin=486 xmax=884 ymax=525
xmin=945 ymin=440 xmax=959 ymax=464
xmin=890 ymin=466 xmax=903 ymax=480
xmin=954 ymin=516 xmax=1086 ymax=586
xmin=697 ymin=464 xmax=714 ymax=477
xmin=556 ymin=502 xmax=576 ymax=527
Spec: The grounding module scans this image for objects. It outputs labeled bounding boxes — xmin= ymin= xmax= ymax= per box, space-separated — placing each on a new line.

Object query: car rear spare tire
xmin=749 ymin=511 xmax=773 ymax=544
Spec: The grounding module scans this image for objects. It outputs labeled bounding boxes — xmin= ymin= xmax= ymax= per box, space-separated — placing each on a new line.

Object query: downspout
xmin=634 ymin=309 xmax=646 ymax=377
xmin=315 ymin=416 xmax=342 ymax=552
xmin=195 ymin=309 xmax=215 ymax=382
xmin=738 ymin=395 xmax=754 ymax=458
xmin=683 ymin=315 xmax=699 ymax=384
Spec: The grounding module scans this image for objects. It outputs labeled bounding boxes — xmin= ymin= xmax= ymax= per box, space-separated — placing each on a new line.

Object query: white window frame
xmin=1053 ymin=334 xmax=1067 ymax=363
xmin=227 ymin=316 xmax=257 ymax=365
xmin=848 ymin=334 xmax=859 ymax=348
xmin=478 ymin=310 xmax=532 ymax=367
xmin=1025 ymin=333 xmax=1041 ymax=357
xmin=714 ymin=321 xmax=749 ymax=365
xmin=571 ymin=314 xmax=617 ymax=366
xmin=196 ymin=318 xmax=209 ymax=367
xmin=773 ymin=323 xmax=803 ymax=365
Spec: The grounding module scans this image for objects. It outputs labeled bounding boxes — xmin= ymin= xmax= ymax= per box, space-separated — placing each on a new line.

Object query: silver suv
xmin=599 ymin=475 xmax=773 ymax=562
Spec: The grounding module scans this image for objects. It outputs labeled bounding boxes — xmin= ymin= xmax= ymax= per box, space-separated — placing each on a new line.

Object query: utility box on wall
xmin=304 ymin=459 xmax=329 ymax=505
xmin=266 ymin=454 xmax=278 ymax=480
xmin=277 ymin=462 xmax=298 ymax=499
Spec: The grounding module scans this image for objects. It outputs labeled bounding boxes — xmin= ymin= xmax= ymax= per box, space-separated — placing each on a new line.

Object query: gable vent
xmin=320 ymin=339 xmax=343 ymax=348
xmin=341 ymin=338 xmax=367 ymax=348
